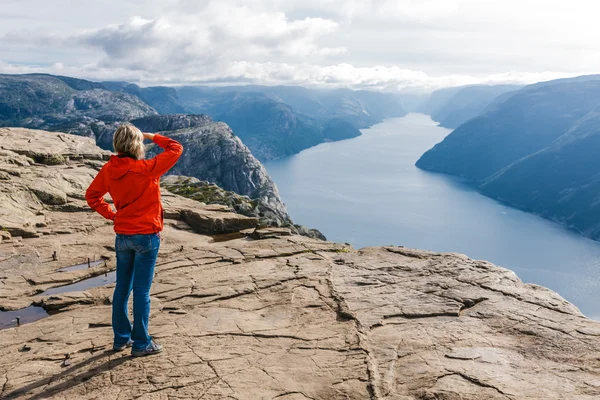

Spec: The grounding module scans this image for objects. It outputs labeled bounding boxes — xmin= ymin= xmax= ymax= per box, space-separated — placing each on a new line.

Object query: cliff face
xmin=416 ymin=77 xmax=600 ymax=241
xmin=1 ymin=127 xmax=600 ymax=399
xmin=134 ymin=115 xmax=292 ymax=227
xmin=161 ymin=175 xmax=326 ymax=240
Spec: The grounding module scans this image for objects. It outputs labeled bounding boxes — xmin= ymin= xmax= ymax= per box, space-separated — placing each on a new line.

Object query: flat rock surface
xmin=1 ymin=128 xmax=600 ymax=399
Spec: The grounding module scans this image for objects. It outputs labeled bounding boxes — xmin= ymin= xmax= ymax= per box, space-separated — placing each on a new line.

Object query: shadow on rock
xmin=4 ymin=350 xmax=130 ymax=399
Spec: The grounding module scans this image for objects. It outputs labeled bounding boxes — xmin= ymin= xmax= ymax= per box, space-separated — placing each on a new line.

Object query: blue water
xmin=265 ymin=113 xmax=600 ymax=319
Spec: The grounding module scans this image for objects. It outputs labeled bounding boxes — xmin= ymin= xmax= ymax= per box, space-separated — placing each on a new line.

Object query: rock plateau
xmin=1 ymin=128 xmax=600 ymax=399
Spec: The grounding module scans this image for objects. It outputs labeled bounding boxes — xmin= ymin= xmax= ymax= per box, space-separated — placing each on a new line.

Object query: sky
xmin=1 ymin=0 xmax=599 ymax=91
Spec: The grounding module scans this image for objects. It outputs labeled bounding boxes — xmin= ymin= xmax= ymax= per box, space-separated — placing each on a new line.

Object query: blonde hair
xmin=113 ymin=124 xmax=145 ymax=160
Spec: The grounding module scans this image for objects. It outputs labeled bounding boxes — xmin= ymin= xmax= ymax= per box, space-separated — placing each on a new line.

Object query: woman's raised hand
xmin=142 ymin=132 xmax=155 ymax=141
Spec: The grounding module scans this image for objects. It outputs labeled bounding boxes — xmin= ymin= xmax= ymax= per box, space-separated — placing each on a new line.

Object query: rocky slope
xmin=1 ymin=126 xmax=600 ymax=399
xmin=0 ymin=127 xmax=257 ymax=241
xmin=133 ymin=115 xmax=292 ymax=227
xmin=0 ymin=74 xmax=158 ymax=149
xmin=416 ymin=76 xmax=600 ymax=241
xmin=162 ymin=175 xmax=326 ymax=240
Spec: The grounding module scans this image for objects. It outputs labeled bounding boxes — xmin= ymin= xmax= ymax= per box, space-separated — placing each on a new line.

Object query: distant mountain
xmin=177 ymin=87 xmax=384 ymax=160
xmin=0 ymin=74 xmax=157 ymax=149
xmin=430 ymin=85 xmax=522 ymax=128
xmin=419 ymin=84 xmax=523 ymax=128
xmin=102 ymin=81 xmax=186 ymax=114
xmin=417 ymin=79 xmax=600 ymax=180
xmin=416 ymin=76 xmax=600 ymax=241
xmin=181 ymin=85 xmax=407 ymax=129
xmin=417 ymin=86 xmax=464 ymax=116
xmin=480 ymin=108 xmax=600 ymax=239
xmin=0 ymin=73 xmax=405 ymax=162
xmin=394 ymin=92 xmax=430 ymax=113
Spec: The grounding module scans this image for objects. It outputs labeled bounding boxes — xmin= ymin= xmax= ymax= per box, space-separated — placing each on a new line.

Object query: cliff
xmin=161 ymin=175 xmax=326 ymax=240
xmin=416 ymin=77 xmax=600 ymax=241
xmin=1 ymin=128 xmax=600 ymax=399
xmin=133 ymin=115 xmax=292 ymax=228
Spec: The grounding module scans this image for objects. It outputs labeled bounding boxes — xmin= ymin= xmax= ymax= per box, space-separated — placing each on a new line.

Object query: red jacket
xmin=85 ymin=134 xmax=183 ymax=234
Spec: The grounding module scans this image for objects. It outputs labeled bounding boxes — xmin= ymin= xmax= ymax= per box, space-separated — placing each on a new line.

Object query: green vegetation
xmin=162 ymin=178 xmax=261 ymax=221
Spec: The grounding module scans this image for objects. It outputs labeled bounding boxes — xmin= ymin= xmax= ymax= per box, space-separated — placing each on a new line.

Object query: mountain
xmin=256 ymin=86 xmax=408 ymax=128
xmin=0 ymin=74 xmax=157 ymax=149
xmin=394 ymin=91 xmax=430 ymax=113
xmin=181 ymin=85 xmax=407 ymax=128
xmin=0 ymin=74 xmax=405 ymax=162
xmin=417 ymin=84 xmax=523 ymax=128
xmin=417 ymin=79 xmax=600 ymax=181
xmin=417 ymin=86 xmax=465 ymax=116
xmin=426 ymin=84 xmax=523 ymax=128
xmin=102 ymin=81 xmax=186 ymax=114
xmin=480 ymin=108 xmax=600 ymax=239
xmin=416 ymin=76 xmax=600 ymax=241
xmin=184 ymin=91 xmax=360 ymax=160
xmin=178 ymin=85 xmax=405 ymax=160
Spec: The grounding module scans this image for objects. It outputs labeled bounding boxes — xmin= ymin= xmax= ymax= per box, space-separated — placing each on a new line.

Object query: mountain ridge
xmin=416 ymin=76 xmax=600 ymax=241
xmin=0 ymin=73 xmax=406 ymax=162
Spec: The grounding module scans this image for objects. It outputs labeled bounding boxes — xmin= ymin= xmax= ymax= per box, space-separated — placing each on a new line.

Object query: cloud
xmin=0 ymin=58 xmax=574 ymax=93
xmin=0 ymin=0 xmax=596 ymax=90
xmin=72 ymin=7 xmax=345 ymax=67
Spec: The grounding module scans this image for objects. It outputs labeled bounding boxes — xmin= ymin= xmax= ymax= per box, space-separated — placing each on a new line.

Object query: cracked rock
xmin=1 ymin=128 xmax=600 ymax=399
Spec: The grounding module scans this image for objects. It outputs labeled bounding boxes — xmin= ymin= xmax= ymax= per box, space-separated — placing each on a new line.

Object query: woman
xmin=86 ymin=123 xmax=183 ymax=357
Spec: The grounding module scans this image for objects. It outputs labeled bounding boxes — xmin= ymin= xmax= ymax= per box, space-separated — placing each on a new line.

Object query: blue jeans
xmin=113 ymin=233 xmax=160 ymax=350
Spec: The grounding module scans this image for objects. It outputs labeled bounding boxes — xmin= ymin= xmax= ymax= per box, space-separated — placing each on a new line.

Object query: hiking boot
xmin=113 ymin=339 xmax=134 ymax=352
xmin=131 ymin=340 xmax=163 ymax=357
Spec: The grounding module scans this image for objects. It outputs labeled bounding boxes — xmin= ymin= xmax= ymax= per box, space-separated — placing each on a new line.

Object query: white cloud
xmin=0 ymin=0 xmax=597 ymax=90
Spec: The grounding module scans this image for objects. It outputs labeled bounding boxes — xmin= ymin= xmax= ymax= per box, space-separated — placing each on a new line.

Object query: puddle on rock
xmin=57 ymin=258 xmax=107 ymax=273
xmin=40 ymin=271 xmax=117 ymax=296
xmin=0 ymin=306 xmax=49 ymax=329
